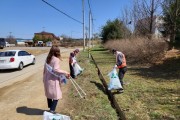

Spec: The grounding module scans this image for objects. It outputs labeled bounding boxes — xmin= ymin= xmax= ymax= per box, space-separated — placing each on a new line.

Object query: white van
xmin=6 ymin=42 xmax=10 ymax=47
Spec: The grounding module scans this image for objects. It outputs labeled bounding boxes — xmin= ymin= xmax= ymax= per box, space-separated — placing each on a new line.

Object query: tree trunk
xmin=149 ymin=0 xmax=154 ymax=36
xmin=169 ymin=0 xmax=178 ymax=49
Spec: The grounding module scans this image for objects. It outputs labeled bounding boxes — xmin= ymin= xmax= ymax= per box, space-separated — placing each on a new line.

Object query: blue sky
xmin=0 ymin=0 xmax=133 ymax=39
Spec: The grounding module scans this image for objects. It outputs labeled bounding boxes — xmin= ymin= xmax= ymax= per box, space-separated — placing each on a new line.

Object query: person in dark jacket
xmin=69 ymin=49 xmax=80 ymax=78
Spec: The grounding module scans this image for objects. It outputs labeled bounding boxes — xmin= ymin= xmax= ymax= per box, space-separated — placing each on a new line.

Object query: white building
xmin=135 ymin=16 xmax=165 ymax=38
xmin=154 ymin=16 xmax=165 ymax=39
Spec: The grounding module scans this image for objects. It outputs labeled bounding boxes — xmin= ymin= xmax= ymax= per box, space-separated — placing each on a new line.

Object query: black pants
xmin=69 ymin=63 xmax=75 ymax=78
xmin=47 ymin=98 xmax=58 ymax=111
xmin=118 ymin=66 xmax=127 ymax=87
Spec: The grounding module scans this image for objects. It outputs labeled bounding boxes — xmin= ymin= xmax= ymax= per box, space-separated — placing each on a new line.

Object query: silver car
xmin=0 ymin=50 xmax=35 ymax=70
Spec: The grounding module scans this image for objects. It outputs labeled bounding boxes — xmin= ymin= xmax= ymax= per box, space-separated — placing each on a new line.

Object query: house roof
xmin=34 ymin=31 xmax=60 ymax=40
xmin=35 ymin=31 xmax=54 ymax=35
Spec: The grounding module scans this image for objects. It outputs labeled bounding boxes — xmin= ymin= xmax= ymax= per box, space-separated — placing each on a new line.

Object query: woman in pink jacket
xmin=43 ymin=46 xmax=69 ymax=113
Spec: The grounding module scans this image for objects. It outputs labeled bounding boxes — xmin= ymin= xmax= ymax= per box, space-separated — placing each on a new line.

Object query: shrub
xmin=104 ymin=37 xmax=168 ymax=64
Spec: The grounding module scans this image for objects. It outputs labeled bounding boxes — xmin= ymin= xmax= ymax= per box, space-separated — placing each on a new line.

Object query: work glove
xmin=114 ymin=64 xmax=118 ymax=68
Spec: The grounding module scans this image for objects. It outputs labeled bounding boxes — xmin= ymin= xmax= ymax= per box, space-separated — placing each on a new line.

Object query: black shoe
xmin=118 ymin=90 xmax=124 ymax=93
xmin=48 ymin=110 xmax=56 ymax=114
xmin=117 ymin=88 xmax=124 ymax=93
xmin=118 ymin=88 xmax=124 ymax=91
xmin=71 ymin=76 xmax=76 ymax=79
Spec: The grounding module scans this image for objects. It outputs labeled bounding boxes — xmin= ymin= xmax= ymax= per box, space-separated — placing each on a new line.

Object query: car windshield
xmin=0 ymin=51 xmax=16 ymax=57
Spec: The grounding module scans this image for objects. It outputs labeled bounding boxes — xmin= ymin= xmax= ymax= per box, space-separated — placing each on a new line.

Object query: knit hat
xmin=74 ymin=49 xmax=80 ymax=53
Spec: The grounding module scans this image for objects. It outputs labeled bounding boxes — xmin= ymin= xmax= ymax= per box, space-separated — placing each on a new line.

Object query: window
xmin=22 ymin=51 xmax=30 ymax=56
xmin=18 ymin=51 xmax=23 ymax=56
xmin=18 ymin=51 xmax=30 ymax=56
xmin=0 ymin=51 xmax=16 ymax=57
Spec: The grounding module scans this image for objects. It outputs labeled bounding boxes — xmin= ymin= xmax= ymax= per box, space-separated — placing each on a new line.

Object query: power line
xmin=42 ymin=0 xmax=83 ymax=24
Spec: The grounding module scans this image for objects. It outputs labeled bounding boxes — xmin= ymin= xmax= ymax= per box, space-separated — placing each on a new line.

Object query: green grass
xmin=61 ymin=48 xmax=118 ymax=120
xmin=90 ymin=45 xmax=180 ymax=120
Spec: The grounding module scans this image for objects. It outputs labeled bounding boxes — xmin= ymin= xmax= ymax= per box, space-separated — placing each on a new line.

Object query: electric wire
xmin=42 ymin=0 xmax=83 ymax=24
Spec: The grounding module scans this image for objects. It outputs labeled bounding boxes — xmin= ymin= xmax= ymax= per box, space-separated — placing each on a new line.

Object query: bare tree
xmin=120 ymin=6 xmax=133 ymax=38
xmin=6 ymin=33 xmax=16 ymax=44
xmin=133 ymin=0 xmax=163 ymax=38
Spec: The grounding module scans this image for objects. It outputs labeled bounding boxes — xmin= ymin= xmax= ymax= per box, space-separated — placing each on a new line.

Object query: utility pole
xmin=85 ymin=27 xmax=88 ymax=42
xmin=9 ymin=32 xmax=12 ymax=37
xmin=82 ymin=0 xmax=85 ymax=51
xmin=88 ymin=11 xmax=91 ymax=58
xmin=91 ymin=18 xmax=94 ymax=47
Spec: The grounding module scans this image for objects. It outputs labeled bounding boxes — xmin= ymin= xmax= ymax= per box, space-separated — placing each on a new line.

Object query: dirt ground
xmin=1 ymin=47 xmax=179 ymax=120
xmin=0 ymin=48 xmax=73 ymax=120
xmin=165 ymin=48 xmax=180 ymax=58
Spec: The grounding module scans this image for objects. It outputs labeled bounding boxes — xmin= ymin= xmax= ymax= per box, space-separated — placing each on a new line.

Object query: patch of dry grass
xmin=104 ymin=38 xmax=168 ymax=64
xmin=26 ymin=49 xmax=50 ymax=56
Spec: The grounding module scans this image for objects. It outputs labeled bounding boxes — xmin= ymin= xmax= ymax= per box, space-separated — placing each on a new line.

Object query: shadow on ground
xmin=90 ymin=81 xmax=106 ymax=94
xmin=0 ymin=64 xmax=32 ymax=73
xmin=91 ymin=48 xmax=108 ymax=51
xmin=16 ymin=106 xmax=45 ymax=115
xmin=129 ymin=57 xmax=180 ymax=81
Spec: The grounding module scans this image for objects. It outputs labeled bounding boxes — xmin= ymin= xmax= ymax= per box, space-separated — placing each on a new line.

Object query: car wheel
xmin=32 ymin=58 xmax=36 ymax=65
xmin=19 ymin=62 xmax=23 ymax=70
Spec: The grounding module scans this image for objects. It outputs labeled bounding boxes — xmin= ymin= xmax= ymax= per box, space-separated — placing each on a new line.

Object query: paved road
xmin=0 ymin=47 xmax=71 ymax=88
xmin=0 ymin=47 xmax=77 ymax=120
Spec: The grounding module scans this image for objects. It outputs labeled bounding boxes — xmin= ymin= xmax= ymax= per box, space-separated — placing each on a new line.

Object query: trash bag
xmin=59 ymin=73 xmax=67 ymax=84
xmin=108 ymin=68 xmax=122 ymax=90
xmin=43 ymin=111 xmax=71 ymax=120
xmin=73 ymin=63 xmax=83 ymax=76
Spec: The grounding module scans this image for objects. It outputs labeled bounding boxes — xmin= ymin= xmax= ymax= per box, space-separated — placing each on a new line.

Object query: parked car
xmin=0 ymin=38 xmax=6 ymax=49
xmin=38 ymin=41 xmax=43 ymax=47
xmin=5 ymin=42 xmax=10 ymax=47
xmin=0 ymin=50 xmax=35 ymax=70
